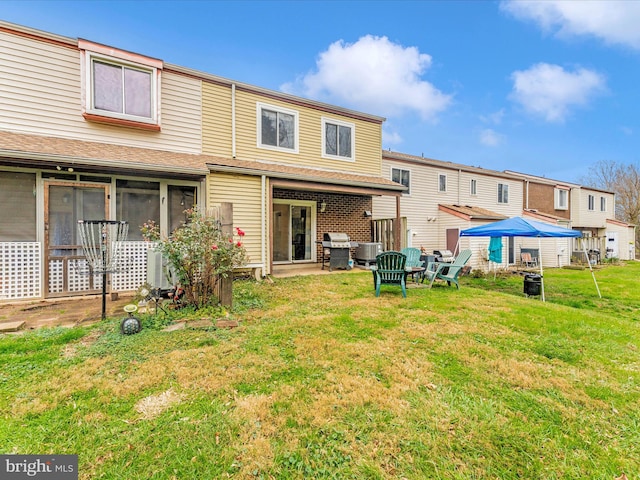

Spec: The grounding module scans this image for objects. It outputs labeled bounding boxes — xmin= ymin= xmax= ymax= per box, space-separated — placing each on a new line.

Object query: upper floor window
xmin=322 ymin=118 xmax=354 ymax=161
xmin=470 ymin=179 xmax=477 ymax=196
xmin=555 ymin=188 xmax=568 ymax=210
xmin=257 ymin=103 xmax=298 ymax=153
xmin=600 ymin=196 xmax=607 ymax=212
xmin=588 ymin=194 xmax=595 ymax=211
xmin=498 ymin=183 xmax=509 ymax=204
xmin=80 ymin=40 xmax=162 ymax=130
xmin=438 ymin=174 xmax=447 ymax=193
xmin=392 ymin=168 xmax=410 ymax=195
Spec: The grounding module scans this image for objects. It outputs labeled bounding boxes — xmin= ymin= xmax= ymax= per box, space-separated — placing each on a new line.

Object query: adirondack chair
xmin=372 ymin=251 xmax=408 ymax=297
xmin=400 ymin=247 xmax=424 ymax=283
xmin=422 ymin=249 xmax=472 ymax=289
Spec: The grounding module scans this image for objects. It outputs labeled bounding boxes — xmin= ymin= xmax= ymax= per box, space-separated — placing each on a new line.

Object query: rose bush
xmin=145 ymin=209 xmax=248 ymax=308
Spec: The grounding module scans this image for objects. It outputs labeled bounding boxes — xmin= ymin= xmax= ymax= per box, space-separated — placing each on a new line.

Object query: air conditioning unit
xmin=146 ymin=249 xmax=176 ymax=290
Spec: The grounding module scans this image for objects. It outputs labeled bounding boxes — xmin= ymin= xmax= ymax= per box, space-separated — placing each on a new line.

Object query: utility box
xmin=146 ymin=249 xmax=176 ymax=291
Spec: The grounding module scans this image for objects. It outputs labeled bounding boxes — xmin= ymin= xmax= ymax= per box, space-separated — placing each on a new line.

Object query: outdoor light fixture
xmin=364 ymin=210 xmax=372 ymax=217
xmin=320 ymin=200 xmax=327 ymax=213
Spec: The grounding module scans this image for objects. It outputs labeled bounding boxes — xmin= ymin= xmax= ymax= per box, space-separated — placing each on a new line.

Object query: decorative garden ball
xmin=120 ymin=304 xmax=142 ymax=335
xmin=120 ymin=316 xmax=141 ymax=335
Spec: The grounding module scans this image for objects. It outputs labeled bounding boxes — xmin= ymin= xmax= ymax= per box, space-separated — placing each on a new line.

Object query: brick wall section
xmin=273 ymin=189 xmax=373 ymax=261
xmin=527 ymin=183 xmax=571 ymax=220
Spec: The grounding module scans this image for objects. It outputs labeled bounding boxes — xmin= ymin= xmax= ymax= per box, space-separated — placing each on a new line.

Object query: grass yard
xmin=0 ymin=262 xmax=638 ymax=479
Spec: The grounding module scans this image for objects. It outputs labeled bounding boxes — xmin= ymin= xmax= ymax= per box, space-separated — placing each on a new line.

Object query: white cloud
xmin=509 ymin=63 xmax=606 ymax=122
xmin=501 ymin=0 xmax=640 ymax=50
xmin=480 ymin=109 xmax=505 ymax=125
xmin=382 ymin=128 xmax=403 ymax=146
xmin=479 ymin=129 xmax=505 ymax=147
xmin=281 ymin=35 xmax=452 ymax=120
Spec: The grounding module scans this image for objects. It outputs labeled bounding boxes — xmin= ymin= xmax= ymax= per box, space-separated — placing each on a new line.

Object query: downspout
xmin=231 ymin=83 xmax=236 ymax=159
xmin=261 ymin=175 xmax=266 ymax=277
xmin=525 ymin=180 xmax=529 ymax=210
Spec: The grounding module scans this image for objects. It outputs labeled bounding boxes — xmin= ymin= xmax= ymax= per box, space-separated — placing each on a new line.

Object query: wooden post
xmin=219 ymin=202 xmax=233 ymax=308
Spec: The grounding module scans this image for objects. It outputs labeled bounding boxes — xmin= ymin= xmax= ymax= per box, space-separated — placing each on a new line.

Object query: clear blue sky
xmin=3 ymin=0 xmax=640 ymax=182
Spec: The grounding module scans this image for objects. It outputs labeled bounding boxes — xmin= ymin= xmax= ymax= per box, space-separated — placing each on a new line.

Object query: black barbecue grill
xmin=433 ymin=249 xmax=455 ymax=263
xmin=322 ymin=233 xmax=354 ymax=271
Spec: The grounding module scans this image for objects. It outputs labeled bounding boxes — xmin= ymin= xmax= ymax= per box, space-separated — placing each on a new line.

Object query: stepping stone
xmin=0 ymin=320 xmax=26 ymax=333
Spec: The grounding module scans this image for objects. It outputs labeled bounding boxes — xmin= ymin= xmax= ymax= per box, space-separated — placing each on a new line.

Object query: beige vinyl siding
xmin=0 ymin=31 xmax=201 ymax=153
xmin=207 ymin=172 xmax=264 ymax=266
xmin=373 ymin=160 xmax=523 ymax=254
xmin=230 ymin=90 xmax=382 ymax=175
xmin=202 ymin=82 xmax=233 ymax=157
xmin=571 ymin=188 xmax=612 ymax=228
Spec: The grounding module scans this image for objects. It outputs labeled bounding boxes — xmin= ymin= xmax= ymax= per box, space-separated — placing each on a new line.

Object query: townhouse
xmin=373 ymin=151 xmax=523 ymax=270
xmin=0 ymin=21 xmax=403 ymax=302
xmin=506 ymin=171 xmax=635 ymax=262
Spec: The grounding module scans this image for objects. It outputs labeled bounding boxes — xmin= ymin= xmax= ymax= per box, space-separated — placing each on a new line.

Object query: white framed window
xmin=554 ymin=188 xmax=568 ymax=210
xmin=498 ymin=183 xmax=509 ymax=204
xmin=588 ymin=194 xmax=595 ymax=211
xmin=322 ymin=118 xmax=354 ymax=161
xmin=391 ymin=168 xmax=410 ymax=195
xmin=438 ymin=174 xmax=447 ymax=193
xmin=257 ymin=102 xmax=299 ymax=153
xmin=470 ymin=179 xmax=477 ymax=196
xmin=600 ymin=196 xmax=606 ymax=212
xmin=84 ymin=51 xmax=159 ymax=126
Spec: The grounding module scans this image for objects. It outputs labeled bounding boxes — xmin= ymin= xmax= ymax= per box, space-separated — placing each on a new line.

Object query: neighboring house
xmin=0 ymin=21 xmax=404 ymax=301
xmin=373 ymin=151 xmax=523 ymax=268
xmin=507 ymin=171 xmax=635 ymax=261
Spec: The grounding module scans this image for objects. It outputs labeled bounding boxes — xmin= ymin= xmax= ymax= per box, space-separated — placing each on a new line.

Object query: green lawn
xmin=1 ymin=263 xmax=638 ymax=479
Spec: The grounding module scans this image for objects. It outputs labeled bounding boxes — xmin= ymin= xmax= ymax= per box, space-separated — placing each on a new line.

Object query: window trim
xmin=588 ymin=194 xmax=595 ymax=211
xmin=321 ymin=117 xmax=355 ymax=162
xmin=554 ymin=188 xmax=569 ymax=210
xmin=256 ymin=102 xmax=300 ymax=154
xmin=391 ymin=167 xmax=411 ymax=195
xmin=497 ymin=183 xmax=509 ymax=204
xmin=82 ymin=49 xmax=160 ymax=128
xmin=470 ymin=179 xmax=477 ymax=196
xmin=600 ymin=196 xmax=607 ymax=212
xmin=438 ymin=174 xmax=447 ymax=193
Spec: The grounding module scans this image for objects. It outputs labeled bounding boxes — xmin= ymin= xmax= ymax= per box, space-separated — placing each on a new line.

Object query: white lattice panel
xmin=68 ymin=259 xmax=91 ymax=292
xmin=112 ymin=241 xmax=154 ymax=292
xmin=48 ymin=259 xmax=64 ymax=294
xmin=0 ymin=242 xmax=42 ymax=299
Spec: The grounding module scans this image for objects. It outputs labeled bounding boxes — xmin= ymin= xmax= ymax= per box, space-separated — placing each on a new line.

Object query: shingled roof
xmin=0 ymin=130 xmax=405 ymax=193
xmin=439 ymin=204 xmax=507 ymax=221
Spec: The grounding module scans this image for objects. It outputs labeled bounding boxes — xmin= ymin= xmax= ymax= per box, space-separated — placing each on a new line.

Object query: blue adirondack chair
xmin=372 ymin=251 xmax=407 ymax=297
xmin=422 ymin=249 xmax=472 ymax=289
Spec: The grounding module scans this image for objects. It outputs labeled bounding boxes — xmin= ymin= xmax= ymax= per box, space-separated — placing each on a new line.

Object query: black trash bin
xmin=524 ymin=273 xmax=542 ymax=296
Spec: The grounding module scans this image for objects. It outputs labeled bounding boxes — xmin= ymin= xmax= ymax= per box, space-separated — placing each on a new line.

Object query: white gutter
xmin=261 ymin=175 xmax=266 ymax=277
xmin=232 ymin=83 xmax=236 ymax=159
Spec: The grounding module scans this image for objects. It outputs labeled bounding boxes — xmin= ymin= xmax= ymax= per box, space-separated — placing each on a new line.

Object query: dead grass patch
xmin=135 ymin=388 xmax=184 ymax=420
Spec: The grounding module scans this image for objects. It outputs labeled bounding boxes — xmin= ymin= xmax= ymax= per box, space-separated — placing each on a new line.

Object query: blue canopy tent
xmin=460 ymin=216 xmax=601 ymax=301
